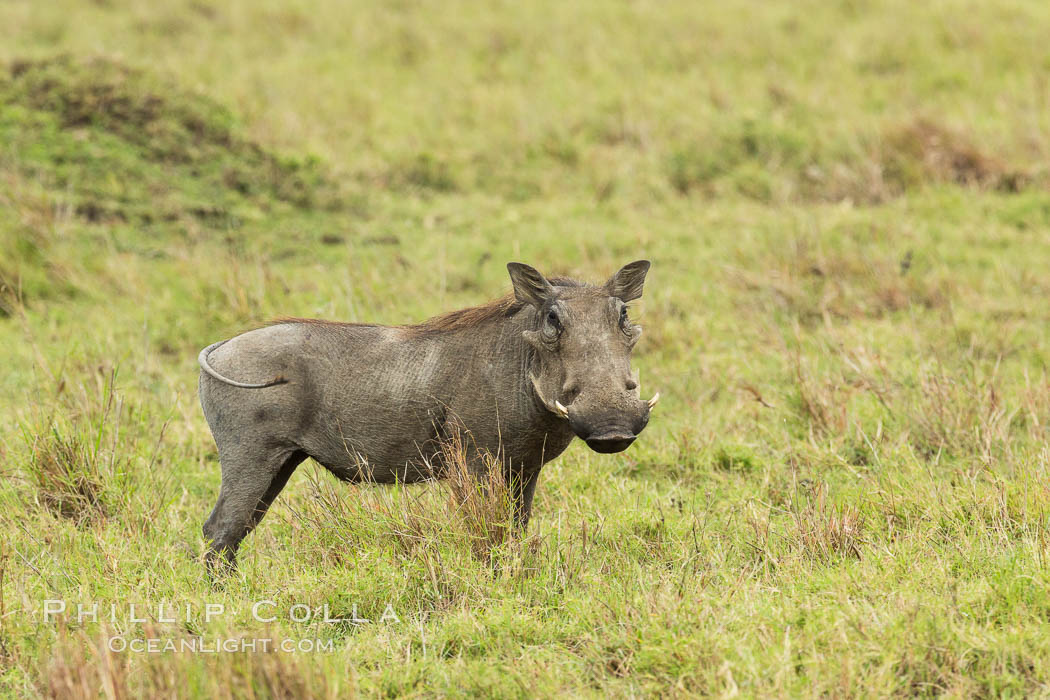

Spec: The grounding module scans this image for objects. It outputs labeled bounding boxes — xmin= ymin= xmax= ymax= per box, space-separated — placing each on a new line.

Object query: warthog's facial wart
xmin=510 ymin=260 xmax=655 ymax=454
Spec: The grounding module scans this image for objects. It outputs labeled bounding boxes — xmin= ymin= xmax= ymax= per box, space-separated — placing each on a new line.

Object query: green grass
xmin=2 ymin=0 xmax=1050 ymax=696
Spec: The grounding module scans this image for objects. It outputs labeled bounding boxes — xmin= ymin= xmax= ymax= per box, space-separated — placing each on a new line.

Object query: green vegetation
xmin=2 ymin=0 xmax=1050 ymax=696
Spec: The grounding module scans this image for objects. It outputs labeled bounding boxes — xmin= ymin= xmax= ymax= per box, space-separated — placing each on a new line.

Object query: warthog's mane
xmin=270 ymin=277 xmax=590 ymax=336
xmin=405 ymin=276 xmax=588 ymax=336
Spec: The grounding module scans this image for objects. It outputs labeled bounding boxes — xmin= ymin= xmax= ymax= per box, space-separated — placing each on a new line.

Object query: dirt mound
xmin=1 ymin=55 xmax=342 ymax=227
xmin=663 ymin=115 xmax=1034 ymax=204
xmin=881 ymin=118 xmax=1027 ymax=193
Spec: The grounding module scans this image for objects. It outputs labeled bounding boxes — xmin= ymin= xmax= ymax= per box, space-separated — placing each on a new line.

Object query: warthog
xmin=198 ymin=260 xmax=658 ymax=569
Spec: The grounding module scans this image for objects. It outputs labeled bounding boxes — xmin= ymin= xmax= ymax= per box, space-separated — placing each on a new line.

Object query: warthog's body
xmin=199 ymin=261 xmax=655 ymax=569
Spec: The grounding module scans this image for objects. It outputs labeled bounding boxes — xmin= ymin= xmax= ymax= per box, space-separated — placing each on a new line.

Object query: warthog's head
xmin=509 ymin=260 xmax=658 ymax=454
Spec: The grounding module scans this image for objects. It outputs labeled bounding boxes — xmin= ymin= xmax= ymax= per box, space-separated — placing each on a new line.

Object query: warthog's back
xmin=199 ymin=321 xmax=459 ymax=482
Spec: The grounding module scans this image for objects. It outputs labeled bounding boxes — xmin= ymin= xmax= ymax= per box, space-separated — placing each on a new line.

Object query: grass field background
xmin=2 ymin=0 xmax=1050 ymax=696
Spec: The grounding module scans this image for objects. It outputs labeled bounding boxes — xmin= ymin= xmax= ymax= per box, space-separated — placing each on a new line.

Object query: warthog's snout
xmin=568 ymin=397 xmax=654 ymax=454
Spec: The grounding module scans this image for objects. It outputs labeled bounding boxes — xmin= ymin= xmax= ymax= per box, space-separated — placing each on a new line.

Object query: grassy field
xmin=2 ymin=0 xmax=1050 ymax=696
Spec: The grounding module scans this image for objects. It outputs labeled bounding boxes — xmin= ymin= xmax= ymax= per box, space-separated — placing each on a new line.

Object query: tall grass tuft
xmin=791 ymin=484 xmax=865 ymax=563
xmin=290 ymin=429 xmax=524 ymax=590
xmin=437 ymin=429 xmax=517 ymax=562
xmin=27 ymin=426 xmax=109 ymax=522
xmin=19 ymin=369 xmax=142 ymax=526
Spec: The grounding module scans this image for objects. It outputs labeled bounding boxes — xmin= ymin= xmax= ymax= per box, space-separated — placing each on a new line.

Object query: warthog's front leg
xmin=510 ymin=468 xmax=541 ymax=530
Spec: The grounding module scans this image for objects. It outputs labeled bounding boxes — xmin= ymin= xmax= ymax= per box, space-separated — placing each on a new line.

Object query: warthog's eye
xmin=619 ymin=305 xmax=629 ymax=329
xmin=542 ymin=309 xmax=563 ymax=342
xmin=546 ymin=310 xmax=562 ymax=333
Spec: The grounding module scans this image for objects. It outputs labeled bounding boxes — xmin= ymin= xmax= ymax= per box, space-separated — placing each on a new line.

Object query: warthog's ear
xmin=604 ymin=260 xmax=651 ymax=302
xmin=507 ymin=262 xmax=555 ymax=308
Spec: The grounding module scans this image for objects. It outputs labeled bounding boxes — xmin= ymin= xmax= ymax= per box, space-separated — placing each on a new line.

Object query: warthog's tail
xmin=198 ymin=340 xmax=289 ymax=389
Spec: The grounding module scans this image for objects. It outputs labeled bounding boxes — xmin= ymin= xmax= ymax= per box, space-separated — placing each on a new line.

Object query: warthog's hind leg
xmin=203 ymin=446 xmax=307 ymax=574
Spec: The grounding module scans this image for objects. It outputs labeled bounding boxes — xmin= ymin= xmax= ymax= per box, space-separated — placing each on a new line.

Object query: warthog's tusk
xmin=554 ymin=401 xmax=570 ymax=418
xmin=647 ymin=392 xmax=661 ymax=409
